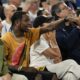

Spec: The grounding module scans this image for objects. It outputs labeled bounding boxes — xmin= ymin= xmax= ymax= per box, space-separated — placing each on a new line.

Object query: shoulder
xmin=29 ymin=28 xmax=40 ymax=35
xmin=1 ymin=32 xmax=12 ymax=40
xmin=30 ymin=28 xmax=40 ymax=32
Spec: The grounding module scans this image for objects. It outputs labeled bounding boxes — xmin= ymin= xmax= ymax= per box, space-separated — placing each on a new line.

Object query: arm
xmin=67 ymin=16 xmax=80 ymax=27
xmin=33 ymin=35 xmax=62 ymax=63
xmin=42 ymin=48 xmax=62 ymax=63
xmin=0 ymin=39 xmax=12 ymax=80
xmin=73 ymin=16 xmax=80 ymax=27
xmin=40 ymin=18 xmax=64 ymax=34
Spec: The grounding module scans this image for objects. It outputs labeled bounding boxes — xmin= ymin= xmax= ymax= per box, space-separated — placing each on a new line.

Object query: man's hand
xmin=66 ymin=16 xmax=78 ymax=22
xmin=66 ymin=16 xmax=80 ymax=26
xmin=54 ymin=57 xmax=62 ymax=63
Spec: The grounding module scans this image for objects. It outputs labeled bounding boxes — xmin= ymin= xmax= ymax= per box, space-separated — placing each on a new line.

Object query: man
xmin=1 ymin=11 xmax=64 ymax=80
xmin=51 ymin=1 xmax=80 ymax=64
xmin=29 ymin=15 xmax=80 ymax=80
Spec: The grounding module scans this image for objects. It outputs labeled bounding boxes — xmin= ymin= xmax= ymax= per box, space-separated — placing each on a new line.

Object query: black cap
xmin=33 ymin=16 xmax=53 ymax=28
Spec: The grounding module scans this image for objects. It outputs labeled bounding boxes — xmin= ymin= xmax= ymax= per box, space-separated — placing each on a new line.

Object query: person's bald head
xmin=8 ymin=0 xmax=21 ymax=7
xmin=4 ymin=4 xmax=17 ymax=18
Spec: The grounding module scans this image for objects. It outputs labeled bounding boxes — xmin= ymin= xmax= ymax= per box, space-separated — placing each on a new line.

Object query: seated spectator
xmin=39 ymin=0 xmax=51 ymax=15
xmin=0 ymin=39 xmax=12 ymax=80
xmin=1 ymin=11 xmax=64 ymax=80
xmin=29 ymin=14 xmax=80 ymax=80
xmin=32 ymin=15 xmax=62 ymax=66
xmin=1 ymin=4 xmax=17 ymax=36
xmin=51 ymin=1 xmax=80 ymax=64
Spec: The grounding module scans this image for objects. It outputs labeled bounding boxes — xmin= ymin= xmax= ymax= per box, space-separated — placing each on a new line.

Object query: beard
xmin=20 ymin=25 xmax=31 ymax=32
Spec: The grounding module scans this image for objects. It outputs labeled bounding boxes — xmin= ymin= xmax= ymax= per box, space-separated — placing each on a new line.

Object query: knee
xmin=67 ymin=59 xmax=78 ymax=65
xmin=62 ymin=72 xmax=77 ymax=80
xmin=12 ymin=74 xmax=28 ymax=80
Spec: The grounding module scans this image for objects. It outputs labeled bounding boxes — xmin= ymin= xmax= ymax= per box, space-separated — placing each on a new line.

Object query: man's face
xmin=30 ymin=2 xmax=39 ymax=10
xmin=19 ymin=14 xmax=32 ymax=32
xmin=57 ymin=3 xmax=76 ymax=18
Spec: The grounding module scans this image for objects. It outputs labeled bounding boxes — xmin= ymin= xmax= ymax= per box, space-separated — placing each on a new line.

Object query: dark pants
xmin=9 ymin=66 xmax=58 ymax=80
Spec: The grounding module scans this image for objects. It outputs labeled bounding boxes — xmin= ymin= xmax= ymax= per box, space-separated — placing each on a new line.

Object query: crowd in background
xmin=0 ymin=0 xmax=80 ymax=35
xmin=0 ymin=0 xmax=80 ymax=80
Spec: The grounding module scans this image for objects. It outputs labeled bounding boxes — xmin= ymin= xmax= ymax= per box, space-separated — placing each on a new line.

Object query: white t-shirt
xmin=29 ymin=35 xmax=54 ymax=68
xmin=28 ymin=11 xmax=37 ymax=24
xmin=1 ymin=20 xmax=11 ymax=36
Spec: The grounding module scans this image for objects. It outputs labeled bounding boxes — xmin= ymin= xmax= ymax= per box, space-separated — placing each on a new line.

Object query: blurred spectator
xmin=1 ymin=4 xmax=17 ymax=36
xmin=40 ymin=0 xmax=50 ymax=11
xmin=24 ymin=0 xmax=40 ymax=24
xmin=39 ymin=0 xmax=51 ymax=17
xmin=8 ymin=0 xmax=21 ymax=7
xmin=8 ymin=0 xmax=22 ymax=11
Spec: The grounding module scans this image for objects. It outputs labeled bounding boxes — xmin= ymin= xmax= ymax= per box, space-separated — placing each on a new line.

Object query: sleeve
xmin=34 ymin=35 xmax=49 ymax=54
xmin=30 ymin=28 xmax=40 ymax=45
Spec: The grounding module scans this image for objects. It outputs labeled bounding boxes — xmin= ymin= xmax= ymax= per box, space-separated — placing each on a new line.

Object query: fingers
xmin=64 ymin=15 xmax=78 ymax=23
xmin=54 ymin=57 xmax=62 ymax=63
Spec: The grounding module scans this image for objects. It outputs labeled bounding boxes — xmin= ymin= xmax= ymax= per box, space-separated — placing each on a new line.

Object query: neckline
xmin=12 ymin=31 xmax=25 ymax=43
